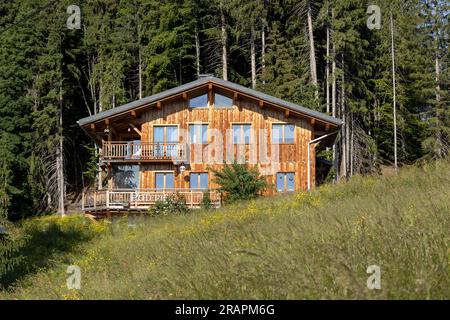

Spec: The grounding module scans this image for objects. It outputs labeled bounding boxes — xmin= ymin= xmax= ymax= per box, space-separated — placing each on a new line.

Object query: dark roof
xmin=77 ymin=76 xmax=342 ymax=127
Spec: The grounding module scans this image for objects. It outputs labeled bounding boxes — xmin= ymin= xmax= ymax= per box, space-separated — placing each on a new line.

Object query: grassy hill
xmin=1 ymin=161 xmax=449 ymax=299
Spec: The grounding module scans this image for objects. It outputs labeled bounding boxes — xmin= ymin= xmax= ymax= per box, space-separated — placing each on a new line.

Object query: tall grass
xmin=1 ymin=161 xmax=449 ymax=299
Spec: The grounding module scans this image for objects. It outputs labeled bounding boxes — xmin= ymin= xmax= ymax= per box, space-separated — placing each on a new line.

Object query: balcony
xmin=102 ymin=141 xmax=185 ymax=162
xmin=82 ymin=189 xmax=221 ymax=212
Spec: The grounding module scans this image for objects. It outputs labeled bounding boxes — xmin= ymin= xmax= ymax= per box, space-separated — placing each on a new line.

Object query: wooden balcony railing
xmin=102 ymin=141 xmax=185 ymax=161
xmin=82 ymin=189 xmax=221 ymax=211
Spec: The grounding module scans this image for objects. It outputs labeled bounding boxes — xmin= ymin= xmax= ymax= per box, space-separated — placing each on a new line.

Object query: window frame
xmin=231 ymin=123 xmax=252 ymax=145
xmin=188 ymin=92 xmax=209 ymax=109
xmin=111 ymin=165 xmax=140 ymax=190
xmin=271 ymin=123 xmax=295 ymax=144
xmin=190 ymin=172 xmax=209 ymax=190
xmin=276 ymin=172 xmax=295 ymax=192
xmin=152 ymin=124 xmax=179 ymax=144
xmin=214 ymin=91 xmax=234 ymax=108
xmin=154 ymin=171 xmax=175 ymax=190
xmin=188 ymin=123 xmax=209 ymax=144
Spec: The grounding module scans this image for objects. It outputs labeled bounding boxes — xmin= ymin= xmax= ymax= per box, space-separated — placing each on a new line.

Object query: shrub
xmin=211 ymin=163 xmax=268 ymax=203
xmin=148 ymin=193 xmax=190 ymax=216
xmin=201 ymin=191 xmax=212 ymax=210
xmin=0 ymin=220 xmax=23 ymax=284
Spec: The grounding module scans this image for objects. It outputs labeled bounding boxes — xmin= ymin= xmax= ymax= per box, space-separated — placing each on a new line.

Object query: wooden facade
xmin=79 ymin=77 xmax=341 ymax=214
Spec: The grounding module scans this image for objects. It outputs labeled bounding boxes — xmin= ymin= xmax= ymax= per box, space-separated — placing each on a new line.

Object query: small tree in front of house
xmin=148 ymin=193 xmax=190 ymax=216
xmin=211 ymin=163 xmax=268 ymax=203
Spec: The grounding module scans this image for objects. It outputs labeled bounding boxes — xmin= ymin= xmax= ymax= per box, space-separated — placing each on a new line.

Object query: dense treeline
xmin=0 ymin=0 xmax=448 ymax=219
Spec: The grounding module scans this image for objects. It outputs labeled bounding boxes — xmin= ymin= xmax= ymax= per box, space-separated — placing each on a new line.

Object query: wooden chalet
xmin=78 ymin=75 xmax=342 ymax=214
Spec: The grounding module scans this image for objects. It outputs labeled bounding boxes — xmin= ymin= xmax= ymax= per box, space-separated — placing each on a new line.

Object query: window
xmin=232 ymin=124 xmax=251 ymax=144
xmin=153 ymin=125 xmax=178 ymax=157
xmin=155 ymin=172 xmax=174 ymax=190
xmin=190 ymin=173 xmax=209 ymax=190
xmin=272 ymin=124 xmax=295 ymax=144
xmin=189 ymin=93 xmax=208 ymax=108
xmin=214 ymin=92 xmax=233 ymax=108
xmin=189 ymin=124 xmax=208 ymax=144
xmin=276 ymin=173 xmax=295 ymax=192
xmin=112 ymin=165 xmax=139 ymax=189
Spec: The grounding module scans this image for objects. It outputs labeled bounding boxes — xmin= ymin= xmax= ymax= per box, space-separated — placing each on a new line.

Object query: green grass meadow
xmin=1 ymin=161 xmax=449 ymax=299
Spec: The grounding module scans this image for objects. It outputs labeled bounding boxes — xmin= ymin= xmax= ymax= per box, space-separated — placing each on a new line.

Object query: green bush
xmin=148 ymin=193 xmax=190 ymax=216
xmin=0 ymin=221 xmax=23 ymax=284
xmin=211 ymin=163 xmax=268 ymax=203
xmin=201 ymin=191 xmax=213 ymax=210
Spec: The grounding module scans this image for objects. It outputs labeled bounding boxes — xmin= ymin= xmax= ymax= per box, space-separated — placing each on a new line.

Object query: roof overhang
xmin=78 ymin=76 xmax=343 ymax=142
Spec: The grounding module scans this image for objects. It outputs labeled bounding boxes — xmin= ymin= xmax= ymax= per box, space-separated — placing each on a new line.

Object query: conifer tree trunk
xmin=251 ymin=25 xmax=256 ymax=89
xmin=390 ymin=12 xmax=398 ymax=171
xmin=434 ymin=37 xmax=442 ymax=158
xmin=139 ymin=48 xmax=143 ymax=99
xmin=331 ymin=8 xmax=338 ymax=181
xmin=326 ymin=25 xmax=330 ymax=113
xmin=340 ymin=54 xmax=347 ymax=180
xmin=221 ymin=8 xmax=228 ymax=81
xmin=307 ymin=1 xmax=318 ymax=101
xmin=195 ymin=25 xmax=201 ymax=78
xmin=57 ymin=51 xmax=65 ymax=216
xmin=261 ymin=23 xmax=266 ymax=83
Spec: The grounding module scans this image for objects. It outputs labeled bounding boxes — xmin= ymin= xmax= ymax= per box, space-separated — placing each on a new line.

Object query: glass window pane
xmin=215 ymin=93 xmax=233 ymax=108
xmin=190 ymin=173 xmax=199 ymax=189
xmin=286 ymin=173 xmax=295 ymax=191
xmin=202 ymin=124 xmax=208 ymax=144
xmin=189 ymin=94 xmax=208 ymax=108
xmin=166 ymin=126 xmax=178 ymax=143
xmin=154 ymin=127 xmax=164 ymax=143
xmin=165 ymin=173 xmax=174 ymax=189
xmin=232 ymin=125 xmax=241 ymax=144
xmin=243 ymin=124 xmax=251 ymax=144
xmin=189 ymin=125 xmax=196 ymax=144
xmin=155 ymin=173 xmax=164 ymax=190
xmin=284 ymin=125 xmax=295 ymax=143
xmin=272 ymin=124 xmax=282 ymax=144
xmin=276 ymin=173 xmax=284 ymax=192
xmin=113 ymin=165 xmax=139 ymax=189
xmin=200 ymin=173 xmax=209 ymax=189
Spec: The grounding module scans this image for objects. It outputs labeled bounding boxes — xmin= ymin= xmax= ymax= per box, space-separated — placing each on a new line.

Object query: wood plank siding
xmin=136 ymin=91 xmax=315 ymax=194
xmin=79 ymin=78 xmax=341 ymax=212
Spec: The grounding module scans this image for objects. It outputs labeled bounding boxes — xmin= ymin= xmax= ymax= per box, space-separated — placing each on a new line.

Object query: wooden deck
xmin=82 ymin=189 xmax=221 ymax=213
xmin=102 ymin=141 xmax=185 ymax=162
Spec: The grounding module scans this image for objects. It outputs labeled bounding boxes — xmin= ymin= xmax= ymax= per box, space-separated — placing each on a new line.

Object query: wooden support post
xmin=129 ymin=123 xmax=142 ymax=136
xmin=208 ymin=83 xmax=213 ymax=107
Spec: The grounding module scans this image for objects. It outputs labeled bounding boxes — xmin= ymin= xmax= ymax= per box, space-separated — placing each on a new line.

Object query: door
xmin=153 ymin=126 xmax=178 ymax=158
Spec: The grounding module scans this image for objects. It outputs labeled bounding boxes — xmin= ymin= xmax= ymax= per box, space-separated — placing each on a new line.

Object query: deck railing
xmin=102 ymin=141 xmax=185 ymax=161
xmin=82 ymin=189 xmax=221 ymax=211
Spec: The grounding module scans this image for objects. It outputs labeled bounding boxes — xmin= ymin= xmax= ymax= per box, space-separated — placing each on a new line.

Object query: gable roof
xmin=77 ymin=76 xmax=342 ymax=127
